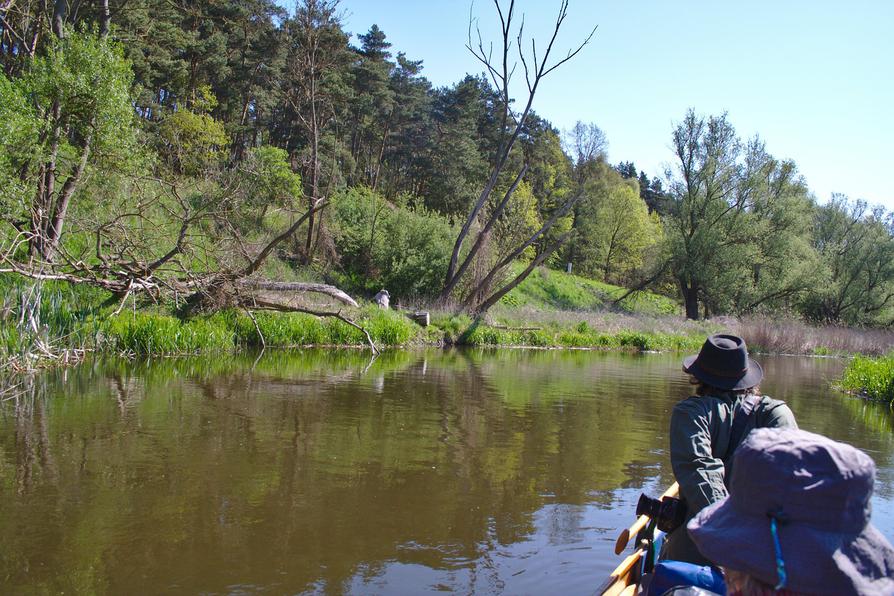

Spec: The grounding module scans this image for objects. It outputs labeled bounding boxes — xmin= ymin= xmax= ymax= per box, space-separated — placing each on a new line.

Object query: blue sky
xmin=329 ymin=1 xmax=893 ymax=210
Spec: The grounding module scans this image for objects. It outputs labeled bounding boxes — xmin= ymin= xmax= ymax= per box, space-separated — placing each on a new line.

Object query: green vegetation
xmin=462 ymin=321 xmax=703 ymax=352
xmin=839 ymin=353 xmax=894 ymax=403
xmin=1 ymin=3 xmax=892 ymax=369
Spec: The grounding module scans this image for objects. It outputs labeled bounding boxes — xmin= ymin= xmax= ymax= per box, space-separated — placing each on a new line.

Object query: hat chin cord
xmin=767 ymin=511 xmax=788 ymax=590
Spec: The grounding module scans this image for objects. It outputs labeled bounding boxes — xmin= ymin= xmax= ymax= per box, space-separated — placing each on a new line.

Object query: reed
xmin=732 ymin=317 xmax=894 ymax=356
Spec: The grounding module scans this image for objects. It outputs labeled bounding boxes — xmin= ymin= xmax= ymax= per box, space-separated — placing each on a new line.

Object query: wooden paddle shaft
xmin=598 ymin=548 xmax=644 ymax=596
xmin=613 ymin=482 xmax=679 ymax=555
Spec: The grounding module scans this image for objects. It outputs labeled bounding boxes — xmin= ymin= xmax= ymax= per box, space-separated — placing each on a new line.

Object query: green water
xmin=0 ymin=350 xmax=891 ymax=594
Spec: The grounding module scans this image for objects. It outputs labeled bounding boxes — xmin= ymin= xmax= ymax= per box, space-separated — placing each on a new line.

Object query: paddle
xmin=613 ymin=482 xmax=679 ymax=555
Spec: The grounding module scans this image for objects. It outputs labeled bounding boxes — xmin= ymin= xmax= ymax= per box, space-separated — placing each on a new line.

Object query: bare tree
xmin=438 ymin=0 xmax=595 ymax=313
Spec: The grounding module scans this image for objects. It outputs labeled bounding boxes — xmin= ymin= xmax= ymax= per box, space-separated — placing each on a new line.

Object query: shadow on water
xmin=0 ymin=350 xmax=891 ymax=594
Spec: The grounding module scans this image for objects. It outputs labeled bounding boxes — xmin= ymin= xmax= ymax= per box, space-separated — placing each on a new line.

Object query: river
xmin=1 ymin=349 xmax=891 ymax=594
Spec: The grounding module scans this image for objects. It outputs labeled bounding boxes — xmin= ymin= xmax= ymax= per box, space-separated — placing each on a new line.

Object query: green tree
xmin=802 ymin=196 xmax=894 ymax=325
xmin=15 ymin=30 xmax=139 ymax=260
xmin=281 ymin=0 xmax=352 ymax=262
xmin=664 ymin=110 xmax=747 ymax=319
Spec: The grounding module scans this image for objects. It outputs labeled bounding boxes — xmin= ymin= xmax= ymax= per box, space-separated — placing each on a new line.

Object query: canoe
xmin=597 ymin=482 xmax=679 ymax=595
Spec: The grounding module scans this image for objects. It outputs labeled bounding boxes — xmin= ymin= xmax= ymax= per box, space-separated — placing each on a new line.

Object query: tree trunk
xmin=52 ymin=0 xmax=67 ymax=38
xmin=99 ymin=0 xmax=110 ymax=37
xmin=680 ymin=279 xmax=700 ymax=320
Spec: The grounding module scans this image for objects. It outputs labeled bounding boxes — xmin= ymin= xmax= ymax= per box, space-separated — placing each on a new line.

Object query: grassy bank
xmin=2 ymin=272 xmax=893 ymax=366
xmin=838 ymin=353 xmax=894 ymax=403
xmin=499 ymin=265 xmax=680 ymax=316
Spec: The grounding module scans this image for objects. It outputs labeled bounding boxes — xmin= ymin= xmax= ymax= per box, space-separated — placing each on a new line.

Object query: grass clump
xmin=839 ymin=353 xmax=894 ymax=402
xmin=100 ymin=312 xmax=233 ymax=355
xmin=233 ymin=307 xmax=418 ymax=348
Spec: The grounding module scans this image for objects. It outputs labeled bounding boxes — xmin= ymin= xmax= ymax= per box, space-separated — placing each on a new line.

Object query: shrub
xmin=331 ymin=187 xmax=456 ymax=300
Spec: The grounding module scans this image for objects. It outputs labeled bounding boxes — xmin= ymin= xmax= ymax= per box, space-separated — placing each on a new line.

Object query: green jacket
xmin=661 ymin=393 xmax=798 ymax=565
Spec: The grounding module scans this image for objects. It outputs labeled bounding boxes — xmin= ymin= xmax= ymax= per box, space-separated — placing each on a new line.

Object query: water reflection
xmin=0 ymin=350 xmax=891 ymax=594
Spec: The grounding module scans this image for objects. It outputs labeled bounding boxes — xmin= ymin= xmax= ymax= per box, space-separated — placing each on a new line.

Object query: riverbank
xmin=2 ymin=272 xmax=893 ymax=370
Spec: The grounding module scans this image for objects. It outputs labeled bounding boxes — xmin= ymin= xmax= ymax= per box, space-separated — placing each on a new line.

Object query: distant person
xmin=374 ymin=289 xmax=390 ymax=309
xmin=688 ymin=427 xmax=894 ymax=595
xmin=663 ymin=334 xmax=797 ymax=565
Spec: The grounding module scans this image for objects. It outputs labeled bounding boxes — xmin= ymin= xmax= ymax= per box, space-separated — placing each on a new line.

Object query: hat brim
xmin=682 ymin=355 xmax=763 ymax=391
xmin=687 ymin=497 xmax=894 ymax=595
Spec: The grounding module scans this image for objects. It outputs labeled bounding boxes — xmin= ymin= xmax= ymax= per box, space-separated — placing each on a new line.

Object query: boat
xmin=597 ymin=482 xmax=679 ymax=595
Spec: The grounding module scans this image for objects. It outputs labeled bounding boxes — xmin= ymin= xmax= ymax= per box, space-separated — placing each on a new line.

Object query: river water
xmin=0 ymin=349 xmax=891 ymax=594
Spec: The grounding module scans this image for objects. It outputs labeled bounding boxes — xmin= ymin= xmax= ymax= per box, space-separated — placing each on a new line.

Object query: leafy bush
xmin=331 ymin=187 xmax=455 ymax=300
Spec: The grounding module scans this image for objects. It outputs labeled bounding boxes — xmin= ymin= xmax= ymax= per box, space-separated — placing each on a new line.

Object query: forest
xmin=1 ymin=0 xmax=893 ymax=329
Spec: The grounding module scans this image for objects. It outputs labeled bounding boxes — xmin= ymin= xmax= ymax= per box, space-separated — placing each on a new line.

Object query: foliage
xmin=25 ymin=30 xmax=139 ymax=161
xmin=0 ymin=3 xmax=892 ymax=332
xmin=839 ymin=353 xmax=894 ymax=402
xmin=0 ymin=74 xmax=39 ymax=215
xmin=801 ymin=196 xmax=894 ymax=326
xmin=158 ymin=96 xmax=230 ymax=174
xmin=240 ymin=146 xmax=303 ymax=209
xmin=574 ymin=169 xmax=660 ymax=284
xmin=662 ymin=110 xmax=822 ymax=320
xmin=331 ymin=187 xmax=455 ymax=300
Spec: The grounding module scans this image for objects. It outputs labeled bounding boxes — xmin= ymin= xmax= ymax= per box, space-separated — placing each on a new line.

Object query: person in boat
xmin=662 ymin=334 xmax=798 ymax=565
xmin=687 ymin=427 xmax=894 ymax=595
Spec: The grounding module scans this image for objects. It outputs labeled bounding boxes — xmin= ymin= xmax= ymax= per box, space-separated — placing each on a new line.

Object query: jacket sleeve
xmin=669 ymin=399 xmax=728 ymax=516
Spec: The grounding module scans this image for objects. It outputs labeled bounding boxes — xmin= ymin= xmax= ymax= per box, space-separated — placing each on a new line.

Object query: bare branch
xmin=248 ymin=297 xmax=379 ymax=354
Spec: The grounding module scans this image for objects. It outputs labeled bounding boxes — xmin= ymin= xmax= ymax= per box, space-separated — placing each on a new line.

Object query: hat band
xmin=693 ymin=361 xmax=749 ymax=379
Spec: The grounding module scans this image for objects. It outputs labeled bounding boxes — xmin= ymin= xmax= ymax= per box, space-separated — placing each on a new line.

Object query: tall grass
xmin=232 ymin=307 xmax=417 ymax=348
xmin=0 ymin=275 xmax=110 ymax=365
xmin=99 ymin=312 xmax=234 ymax=355
xmin=731 ymin=317 xmax=894 ymax=356
xmin=839 ymin=353 xmax=894 ymax=402
xmin=459 ymin=319 xmax=704 ymax=352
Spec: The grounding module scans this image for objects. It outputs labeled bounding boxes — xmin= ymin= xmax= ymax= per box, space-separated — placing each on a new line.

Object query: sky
xmin=328 ymin=0 xmax=894 ymax=210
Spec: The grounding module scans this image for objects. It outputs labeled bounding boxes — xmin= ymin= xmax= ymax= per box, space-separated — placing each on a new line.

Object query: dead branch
xmin=236 ymin=280 xmax=359 ymax=307
xmin=248 ymin=297 xmax=379 ymax=354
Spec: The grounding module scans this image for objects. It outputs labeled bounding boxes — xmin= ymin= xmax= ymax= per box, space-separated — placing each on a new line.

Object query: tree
xmin=662 ymin=110 xmax=822 ymax=319
xmin=664 ymin=110 xmax=746 ymax=319
xmin=803 ymin=196 xmax=894 ymax=325
xmin=575 ymin=173 xmax=660 ymax=284
xmin=10 ymin=31 xmax=139 ymax=261
xmin=439 ymin=0 xmax=595 ymax=313
xmin=282 ymin=0 xmax=352 ymax=263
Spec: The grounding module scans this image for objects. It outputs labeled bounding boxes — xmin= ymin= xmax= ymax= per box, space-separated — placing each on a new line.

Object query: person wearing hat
xmin=662 ymin=334 xmax=798 ymax=565
xmin=688 ymin=427 xmax=894 ymax=595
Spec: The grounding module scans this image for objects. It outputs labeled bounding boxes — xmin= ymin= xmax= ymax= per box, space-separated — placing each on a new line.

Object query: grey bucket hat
xmin=688 ymin=427 xmax=894 ymax=595
xmin=682 ymin=334 xmax=763 ymax=391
